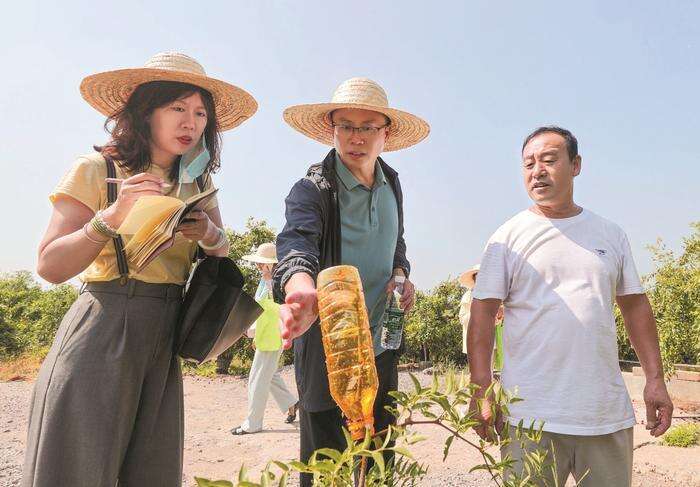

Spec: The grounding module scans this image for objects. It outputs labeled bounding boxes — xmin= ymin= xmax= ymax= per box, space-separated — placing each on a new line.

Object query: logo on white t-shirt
xmin=594 ymin=248 xmax=607 ymax=256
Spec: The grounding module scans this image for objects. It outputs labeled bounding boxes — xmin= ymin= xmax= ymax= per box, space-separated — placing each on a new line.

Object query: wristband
xmin=198 ymin=227 xmax=227 ymax=250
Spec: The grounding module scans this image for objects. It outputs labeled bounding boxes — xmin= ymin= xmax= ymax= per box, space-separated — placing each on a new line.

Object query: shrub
xmin=196 ymin=372 xmax=565 ymax=486
xmin=662 ymin=423 xmax=700 ymax=448
xmin=0 ymin=271 xmax=77 ymax=360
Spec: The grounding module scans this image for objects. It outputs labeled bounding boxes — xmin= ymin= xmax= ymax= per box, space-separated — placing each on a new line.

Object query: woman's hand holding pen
xmin=101 ymin=174 xmax=170 ymax=229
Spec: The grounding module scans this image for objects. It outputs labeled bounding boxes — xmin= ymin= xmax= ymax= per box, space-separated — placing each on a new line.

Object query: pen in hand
xmin=104 ymin=177 xmax=172 ymax=189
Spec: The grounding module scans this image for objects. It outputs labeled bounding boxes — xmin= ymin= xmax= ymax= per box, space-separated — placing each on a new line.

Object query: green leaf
xmin=442 ymin=435 xmax=455 ymax=461
xmin=287 ymin=460 xmax=308 ymax=472
xmin=405 ymin=434 xmax=428 ymax=445
xmin=272 ymin=461 xmax=289 ymax=472
xmin=277 ymin=470 xmax=288 ymax=487
xmin=392 ymin=446 xmax=415 ymax=459
xmin=409 ymin=372 xmax=422 ymax=393
xmin=370 ymin=451 xmax=386 ymax=476
xmin=194 ymin=479 xmax=234 ymax=487
xmin=238 ymin=465 xmax=248 ymax=483
xmin=315 ymin=448 xmax=342 ymax=462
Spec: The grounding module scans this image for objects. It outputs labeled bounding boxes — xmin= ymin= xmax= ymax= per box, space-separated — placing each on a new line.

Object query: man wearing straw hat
xmin=273 ymin=77 xmax=429 ymax=484
xmin=467 ymin=126 xmax=673 ymax=486
xmin=232 ymin=242 xmax=298 ymax=435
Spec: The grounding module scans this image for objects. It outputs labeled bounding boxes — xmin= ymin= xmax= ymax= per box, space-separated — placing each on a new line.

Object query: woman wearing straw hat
xmin=273 ymin=77 xmax=429 ymax=486
xmin=459 ymin=265 xmax=504 ymax=374
xmin=24 ymin=52 xmax=256 ymax=486
xmin=231 ymin=242 xmax=298 ymax=435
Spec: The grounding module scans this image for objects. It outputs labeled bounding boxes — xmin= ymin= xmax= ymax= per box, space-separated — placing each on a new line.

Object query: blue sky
xmin=1 ymin=1 xmax=698 ymax=290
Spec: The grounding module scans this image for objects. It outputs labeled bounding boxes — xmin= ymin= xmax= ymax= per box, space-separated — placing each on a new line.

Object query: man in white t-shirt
xmin=467 ymin=126 xmax=673 ymax=486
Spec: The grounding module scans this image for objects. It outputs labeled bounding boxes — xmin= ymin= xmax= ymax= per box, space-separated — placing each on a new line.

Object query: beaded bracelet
xmin=198 ymin=227 xmax=227 ymax=250
xmin=90 ymin=210 xmax=119 ymax=239
xmin=83 ymin=222 xmax=109 ymax=245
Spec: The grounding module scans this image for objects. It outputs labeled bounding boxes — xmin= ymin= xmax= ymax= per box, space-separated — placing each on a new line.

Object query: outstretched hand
xmin=279 ymin=274 xmax=318 ymax=349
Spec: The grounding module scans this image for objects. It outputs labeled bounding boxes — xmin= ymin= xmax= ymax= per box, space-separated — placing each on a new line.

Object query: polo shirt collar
xmin=334 ymin=151 xmax=387 ymax=191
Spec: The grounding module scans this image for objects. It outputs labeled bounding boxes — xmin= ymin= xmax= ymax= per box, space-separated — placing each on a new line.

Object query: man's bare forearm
xmin=617 ymin=294 xmax=664 ymax=381
xmin=467 ymin=298 xmax=501 ymax=387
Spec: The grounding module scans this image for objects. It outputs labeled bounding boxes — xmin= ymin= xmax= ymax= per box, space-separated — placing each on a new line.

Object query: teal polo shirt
xmin=335 ymin=152 xmax=399 ymax=356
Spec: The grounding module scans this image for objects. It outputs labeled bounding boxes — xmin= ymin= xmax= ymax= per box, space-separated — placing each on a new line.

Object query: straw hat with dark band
xmin=242 ymin=242 xmax=278 ymax=265
xmin=458 ymin=264 xmax=480 ymax=289
xmin=283 ymin=77 xmax=430 ymax=151
xmin=80 ymin=52 xmax=257 ymax=131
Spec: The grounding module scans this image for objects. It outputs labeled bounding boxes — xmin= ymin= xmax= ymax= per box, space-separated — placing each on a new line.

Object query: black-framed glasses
xmin=331 ymin=122 xmax=390 ymax=137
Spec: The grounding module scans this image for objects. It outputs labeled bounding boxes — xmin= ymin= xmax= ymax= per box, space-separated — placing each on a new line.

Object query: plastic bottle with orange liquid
xmin=317 ymin=265 xmax=379 ymax=440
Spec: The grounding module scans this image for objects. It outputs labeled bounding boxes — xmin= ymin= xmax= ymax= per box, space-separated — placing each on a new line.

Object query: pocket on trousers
xmin=53 ymin=293 xmax=98 ymax=358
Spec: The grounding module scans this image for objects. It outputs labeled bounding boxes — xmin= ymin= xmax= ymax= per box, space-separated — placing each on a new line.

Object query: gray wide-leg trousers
xmin=22 ymin=279 xmax=185 ymax=487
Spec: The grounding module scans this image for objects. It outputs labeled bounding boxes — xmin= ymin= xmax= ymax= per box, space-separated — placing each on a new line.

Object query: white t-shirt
xmin=472 ymin=208 xmax=643 ymax=435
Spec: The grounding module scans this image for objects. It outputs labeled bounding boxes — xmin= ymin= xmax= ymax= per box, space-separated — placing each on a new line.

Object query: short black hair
xmin=522 ymin=126 xmax=578 ymax=161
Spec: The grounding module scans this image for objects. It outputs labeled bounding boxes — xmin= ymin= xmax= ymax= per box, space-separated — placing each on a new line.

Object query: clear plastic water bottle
xmin=381 ymin=276 xmax=405 ymax=350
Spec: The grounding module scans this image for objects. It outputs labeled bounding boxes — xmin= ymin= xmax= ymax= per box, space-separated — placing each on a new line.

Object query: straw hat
xmin=283 ymin=77 xmax=430 ymax=151
xmin=458 ymin=265 xmax=480 ymax=289
xmin=80 ymin=51 xmax=258 ymax=131
xmin=241 ymin=242 xmax=277 ymax=265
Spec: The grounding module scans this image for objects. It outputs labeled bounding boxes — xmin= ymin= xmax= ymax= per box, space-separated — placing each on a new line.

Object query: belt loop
xmin=127 ymin=279 xmax=136 ymax=298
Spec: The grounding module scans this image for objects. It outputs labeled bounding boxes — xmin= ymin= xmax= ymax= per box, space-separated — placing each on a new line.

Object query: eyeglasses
xmin=331 ymin=122 xmax=390 ymax=137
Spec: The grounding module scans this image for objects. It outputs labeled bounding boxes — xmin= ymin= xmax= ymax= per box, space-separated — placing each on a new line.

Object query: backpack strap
xmin=195 ymin=173 xmax=205 ymax=192
xmin=193 ymin=173 xmax=207 ymax=261
xmin=104 ymin=155 xmax=130 ymax=284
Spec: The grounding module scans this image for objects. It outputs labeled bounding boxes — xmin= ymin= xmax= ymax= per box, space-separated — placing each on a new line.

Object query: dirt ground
xmin=1 ymin=367 xmax=699 ymax=486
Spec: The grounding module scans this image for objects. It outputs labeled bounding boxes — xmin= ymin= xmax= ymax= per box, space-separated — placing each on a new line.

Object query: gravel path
xmin=1 ymin=368 xmax=698 ymax=486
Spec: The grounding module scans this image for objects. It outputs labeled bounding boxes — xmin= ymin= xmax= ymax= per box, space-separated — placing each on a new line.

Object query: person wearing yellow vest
xmin=232 ymin=243 xmax=298 ymax=435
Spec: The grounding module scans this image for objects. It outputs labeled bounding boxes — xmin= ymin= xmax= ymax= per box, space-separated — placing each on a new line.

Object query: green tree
xmin=645 ymin=222 xmax=699 ymax=370
xmin=404 ymin=279 xmax=464 ymax=365
xmin=615 ymin=223 xmax=700 ymax=373
xmin=22 ymin=284 xmax=78 ymax=352
xmin=0 ymin=272 xmax=38 ymax=357
xmin=0 ymin=271 xmax=77 ymax=359
xmin=226 ymin=217 xmax=277 ymax=296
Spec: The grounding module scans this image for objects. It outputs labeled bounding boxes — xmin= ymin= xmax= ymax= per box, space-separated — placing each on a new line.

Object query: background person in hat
xmin=467 ymin=126 xmax=673 ymax=486
xmin=23 ymin=52 xmax=256 ymax=487
xmin=273 ymin=77 xmax=429 ymax=485
xmin=458 ymin=265 xmax=504 ymax=373
xmin=231 ymin=242 xmax=298 ymax=435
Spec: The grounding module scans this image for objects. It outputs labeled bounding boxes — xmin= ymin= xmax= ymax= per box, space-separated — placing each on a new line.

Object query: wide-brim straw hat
xmin=80 ymin=51 xmax=258 ymax=131
xmin=283 ymin=77 xmax=430 ymax=152
xmin=242 ymin=242 xmax=277 ymax=265
xmin=458 ymin=264 xmax=480 ymax=289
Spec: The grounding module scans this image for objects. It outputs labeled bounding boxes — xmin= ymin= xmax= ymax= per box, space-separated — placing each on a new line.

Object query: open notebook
xmin=117 ymin=187 xmax=218 ymax=271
